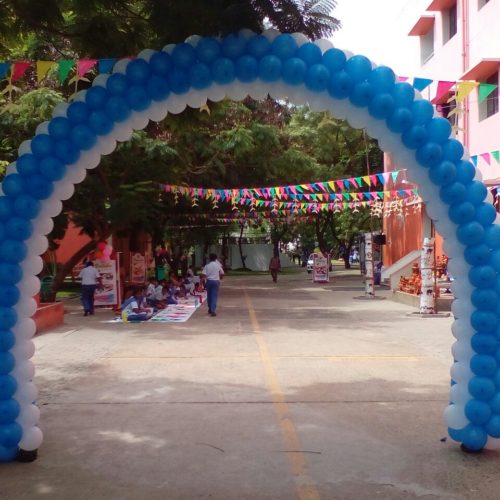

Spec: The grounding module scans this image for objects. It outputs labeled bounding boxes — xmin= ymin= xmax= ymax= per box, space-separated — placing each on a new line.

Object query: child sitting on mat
xmin=122 ymin=288 xmax=154 ymax=321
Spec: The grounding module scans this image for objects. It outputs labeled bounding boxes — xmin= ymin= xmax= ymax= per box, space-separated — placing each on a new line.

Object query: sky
xmin=330 ymin=0 xmax=422 ymax=78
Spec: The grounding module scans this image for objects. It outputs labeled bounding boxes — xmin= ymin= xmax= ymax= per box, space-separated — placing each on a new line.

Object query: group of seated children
xmin=122 ymin=267 xmax=203 ymax=321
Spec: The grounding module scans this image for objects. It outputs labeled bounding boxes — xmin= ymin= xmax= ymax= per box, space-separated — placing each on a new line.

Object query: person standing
xmin=201 ymin=253 xmax=224 ymax=317
xmin=79 ymin=261 xmax=102 ymax=316
xmin=269 ymin=252 xmax=281 ymax=283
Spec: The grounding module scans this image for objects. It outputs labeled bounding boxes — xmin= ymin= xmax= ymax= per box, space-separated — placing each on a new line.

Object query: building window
xmin=438 ymin=92 xmax=458 ymax=127
xmin=420 ymin=29 xmax=434 ymax=65
xmin=443 ymin=2 xmax=458 ymax=43
xmin=479 ymin=0 xmax=490 ymax=9
xmin=479 ymin=72 xmax=499 ymax=120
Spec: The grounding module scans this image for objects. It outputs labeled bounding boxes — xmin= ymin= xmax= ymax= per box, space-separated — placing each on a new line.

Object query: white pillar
xmin=364 ymin=233 xmax=375 ymax=298
xmin=419 ymin=237 xmax=436 ymax=314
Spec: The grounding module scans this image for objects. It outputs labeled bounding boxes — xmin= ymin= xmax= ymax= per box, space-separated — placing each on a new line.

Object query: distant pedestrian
xmin=79 ymin=261 xmax=102 ymax=316
xmin=201 ymin=254 xmax=224 ymax=317
xmin=269 ymin=252 xmax=281 ymax=283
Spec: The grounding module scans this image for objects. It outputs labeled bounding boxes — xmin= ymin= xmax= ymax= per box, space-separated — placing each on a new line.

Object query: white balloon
xmin=291 ymin=32 xmax=309 ymax=47
xmin=129 ymin=112 xmax=150 ymax=131
xmin=206 ymin=84 xmax=226 ymax=102
xmin=184 ymin=35 xmax=201 ymax=47
xmin=52 ymin=103 xmax=69 ymax=118
xmin=450 ymin=361 xmax=473 ymax=383
xmin=26 ymin=234 xmax=49 ymax=255
xmin=95 ymin=137 xmax=116 ymax=157
xmin=443 ymin=239 xmax=463 ymax=258
xmin=342 ymin=49 xmax=354 ymax=59
xmin=327 ymin=98 xmax=349 ymax=120
xmin=12 ymin=340 xmax=36 ymax=359
xmin=485 ymin=191 xmax=494 ymax=204
xmin=452 ymin=340 xmax=474 ymax=362
xmin=485 ymin=437 xmax=500 ymax=450
xmin=474 ymin=169 xmax=483 ymax=181
xmin=186 ymin=90 xmax=210 ymax=108
xmin=93 ymin=74 xmax=109 ymax=87
xmin=308 ymin=93 xmax=330 ymax=112
xmin=11 ymin=360 xmax=35 ymax=381
xmin=18 ymin=140 xmax=32 ymax=155
xmin=19 ymin=426 xmax=43 ymax=451
xmin=33 ymin=214 xmax=54 ymax=236
xmin=42 ymin=198 xmax=63 ymax=218
xmin=248 ymin=82 xmax=268 ymax=101
xmin=451 ymin=298 xmax=474 ymax=319
xmin=66 ymin=165 xmax=87 ymax=184
xmin=315 ymin=39 xmax=334 ymax=53
xmin=6 ymin=162 xmax=17 ymax=175
xmin=225 ymin=85 xmax=248 ymax=102
xmin=149 ymin=102 xmax=169 ymax=122
xmin=74 ymin=149 xmax=101 ymax=169
xmin=287 ymin=87 xmax=307 ymax=106
xmin=14 ymin=298 xmax=38 ymax=318
xmin=450 ymin=279 xmax=473 ymax=299
xmin=73 ymin=90 xmax=87 ymax=102
xmin=346 ymin=107 xmax=366 ymax=129
xmin=262 ymin=28 xmax=280 ymax=42
xmin=239 ymin=29 xmax=256 ymax=40
xmin=444 ymin=404 xmax=469 ymax=429
xmin=21 ymin=256 xmax=44 ymax=275
xmin=15 ymin=382 xmax=38 ymax=403
xmin=54 ymin=181 xmax=75 ymax=201
xmin=113 ymin=58 xmax=130 ymax=74
xmin=138 ymin=48 xmax=155 ymax=61
xmin=447 ymin=258 xmax=470 ymax=277
xmin=18 ymin=275 xmax=40 ymax=296
xmin=113 ymin=124 xmax=134 ymax=142
xmin=162 ymin=43 xmax=175 ymax=54
xmin=449 ymin=383 xmax=471 ymax=405
xmin=166 ymin=98 xmax=187 ymax=114
xmin=13 ymin=318 xmax=37 ymax=340
xmin=35 ymin=121 xmax=50 ymax=135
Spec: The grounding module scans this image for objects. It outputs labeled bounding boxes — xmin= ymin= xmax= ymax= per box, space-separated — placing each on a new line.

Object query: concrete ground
xmin=1 ymin=267 xmax=500 ymax=499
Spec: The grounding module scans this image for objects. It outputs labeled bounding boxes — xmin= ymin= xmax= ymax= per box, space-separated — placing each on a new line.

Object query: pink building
xmin=384 ymin=0 xmax=500 ymax=267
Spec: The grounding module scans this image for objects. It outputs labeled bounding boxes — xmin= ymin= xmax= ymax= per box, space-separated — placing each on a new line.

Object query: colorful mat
xmin=149 ymin=293 xmax=205 ymax=323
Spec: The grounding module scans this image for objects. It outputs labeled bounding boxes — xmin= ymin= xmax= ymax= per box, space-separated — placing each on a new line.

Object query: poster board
xmin=130 ymin=252 xmax=146 ymax=284
xmin=313 ymin=253 xmax=330 ymax=283
xmin=94 ymin=259 xmax=118 ymax=306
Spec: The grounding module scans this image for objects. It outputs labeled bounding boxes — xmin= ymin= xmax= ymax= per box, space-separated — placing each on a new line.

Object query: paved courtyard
xmin=1 ymin=268 xmax=500 ymax=499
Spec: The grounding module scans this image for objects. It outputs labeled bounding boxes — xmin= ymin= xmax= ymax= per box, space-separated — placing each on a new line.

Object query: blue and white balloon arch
xmin=1 ymin=29 xmax=500 ymax=461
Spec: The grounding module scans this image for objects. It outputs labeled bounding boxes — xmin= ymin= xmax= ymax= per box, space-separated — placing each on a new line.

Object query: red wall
xmin=54 ymin=223 xmax=92 ymax=263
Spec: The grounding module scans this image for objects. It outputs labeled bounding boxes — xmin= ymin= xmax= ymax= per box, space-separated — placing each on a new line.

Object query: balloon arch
xmin=1 ymin=30 xmax=499 ymax=461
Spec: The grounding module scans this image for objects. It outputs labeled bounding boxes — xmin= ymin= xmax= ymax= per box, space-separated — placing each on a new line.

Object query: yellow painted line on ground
xmin=244 ymin=289 xmax=320 ymax=500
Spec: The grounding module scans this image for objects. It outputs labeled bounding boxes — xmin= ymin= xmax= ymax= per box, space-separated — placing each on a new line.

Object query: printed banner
xmin=94 ymin=259 xmax=118 ymax=306
xmin=130 ymin=252 xmax=146 ymax=284
xmin=313 ymin=253 xmax=330 ymax=283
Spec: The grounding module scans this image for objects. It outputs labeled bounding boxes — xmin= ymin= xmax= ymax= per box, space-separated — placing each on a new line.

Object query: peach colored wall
xmin=54 ymin=223 xmax=92 ymax=263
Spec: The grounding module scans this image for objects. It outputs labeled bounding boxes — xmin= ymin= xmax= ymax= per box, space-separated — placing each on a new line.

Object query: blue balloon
xmin=484 ymin=225 xmax=500 ymax=248
xmin=271 ymin=34 xmax=297 ymax=60
xmin=211 ymin=57 xmax=236 ymax=84
xmin=0 ymin=240 xmax=27 ymax=264
xmin=471 ymin=310 xmax=497 ymax=333
xmin=455 ymin=160 xmax=476 ymax=184
xmin=0 ymin=264 xmax=22 ymax=286
xmin=2 ymin=174 xmax=26 ymax=197
xmin=0 ymin=198 xmax=13 ymax=222
xmin=0 ymin=331 xmax=15 ymax=351
xmin=468 ymin=265 xmax=495 ymax=288
xmin=387 ymin=107 xmax=413 ymax=133
xmin=146 ymin=75 xmax=170 ymax=101
xmin=53 ymin=140 xmax=80 ymax=165
xmin=416 ymin=142 xmax=443 ymax=168
xmin=449 ymin=201 xmax=475 ymax=224
xmin=368 ymin=66 xmax=395 ymax=93
xmin=149 ymin=51 xmax=173 ymax=76
xmin=448 ymin=426 xmax=466 ymax=442
xmin=24 ymin=174 xmax=53 ymax=200
xmin=39 ymin=157 xmax=66 ymax=181
xmin=16 ymin=155 xmax=39 ymax=177
xmin=327 ymin=70 xmax=353 ymax=99
xmin=297 ymin=43 xmax=322 ymax=66
xmin=13 ymin=194 xmax=41 ymax=219
xmin=475 ymin=203 xmax=497 ymax=227
xmin=126 ymin=58 xmax=151 ymax=83
xmin=429 ymin=160 xmax=457 ymax=186
xmin=490 ymin=393 xmax=500 ymax=413
xmin=88 ymin=111 xmax=114 ymax=136
xmin=471 ymin=289 xmax=497 ymax=310
xmin=490 ymin=248 xmax=500 ymax=271
xmin=196 ymin=37 xmax=221 ymax=64
xmin=442 ymin=139 xmax=464 ymax=163
xmin=246 ymin=35 xmax=271 ymax=59
xmin=172 ymin=43 xmax=197 ymax=69
xmin=0 ymin=352 xmax=15 ymax=375
xmin=222 ymin=34 xmax=247 ymax=60
xmin=465 ymin=181 xmax=487 ymax=205
xmin=235 ymin=55 xmax=258 ymax=83
xmin=411 ymin=100 xmax=434 ymax=125
xmin=5 ymin=217 xmax=32 ymax=241
xmin=461 ymin=424 xmax=487 ymax=451
xmin=0 ymin=286 xmax=19 ymax=309
xmin=345 ymin=55 xmax=372 ymax=82
xmin=469 ymin=376 xmax=496 ymax=401
xmin=126 ymin=85 xmax=151 ymax=111
xmin=0 ymin=308 xmax=16 ymax=331
xmin=282 ymin=58 xmax=307 ymax=85
xmin=0 ymin=375 xmax=16 ymax=398
xmin=426 ymin=117 xmax=452 ymax=143
xmin=67 ymin=101 xmax=90 ymax=125
xmin=471 ymin=334 xmax=497 ymax=355
xmin=85 ymin=86 xmax=109 ymax=110
xmin=0 ymin=399 xmax=20 ymax=424
xmin=495 ymin=369 xmax=500 ymax=388
xmin=470 ymin=354 xmax=497 ymax=377
xmin=258 ymin=55 xmax=281 ymax=82
xmin=106 ymin=73 xmax=128 ymax=95
xmin=402 ymin=125 xmax=428 ymax=149
xmin=168 ymin=68 xmax=190 ymax=94
xmin=48 ymin=116 xmax=71 ymax=140
xmin=305 ymin=64 xmax=330 ymax=92
xmin=465 ymin=399 xmax=492 ymax=425
xmin=188 ymin=63 xmax=212 ymax=90
xmin=486 ymin=415 xmax=500 ymax=438
xmin=0 ymin=445 xmax=17 ymax=463
xmin=70 ymin=124 xmax=97 ymax=150
xmin=0 ymin=422 xmax=22 ymax=448
xmin=368 ymin=93 xmax=395 ymax=119
xmin=349 ymin=82 xmax=373 ymax=107
xmin=105 ymin=96 xmax=131 ymax=122
xmin=391 ymin=82 xmax=415 ymax=107
xmin=31 ymin=134 xmax=53 ymax=158
xmin=322 ymin=48 xmax=347 ymax=73
xmin=457 ymin=221 xmax=484 ymax=246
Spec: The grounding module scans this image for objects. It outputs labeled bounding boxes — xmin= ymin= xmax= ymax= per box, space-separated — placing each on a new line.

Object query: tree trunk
xmin=420 ymin=237 xmax=436 ymax=314
xmin=238 ymin=225 xmax=246 ymax=269
xmin=342 ymin=252 xmax=351 ymax=269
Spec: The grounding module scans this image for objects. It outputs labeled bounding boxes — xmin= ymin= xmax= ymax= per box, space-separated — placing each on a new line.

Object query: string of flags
xmin=0 ymin=57 xmax=497 ymax=104
xmin=470 ymin=150 xmax=500 ymax=167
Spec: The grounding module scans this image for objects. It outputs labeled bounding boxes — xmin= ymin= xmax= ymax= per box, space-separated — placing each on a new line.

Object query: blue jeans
xmin=81 ymin=284 xmax=97 ymax=314
xmin=206 ymin=280 xmax=220 ymax=313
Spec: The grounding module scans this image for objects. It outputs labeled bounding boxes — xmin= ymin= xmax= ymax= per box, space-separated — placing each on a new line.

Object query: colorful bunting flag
xmin=478 ymin=83 xmax=498 ymax=104
xmin=36 ymin=61 xmax=56 ymax=83
xmin=11 ymin=62 xmax=31 ymax=82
